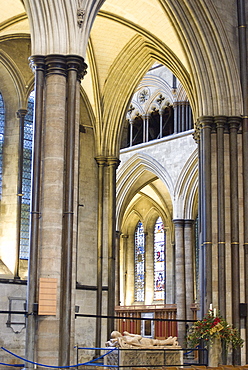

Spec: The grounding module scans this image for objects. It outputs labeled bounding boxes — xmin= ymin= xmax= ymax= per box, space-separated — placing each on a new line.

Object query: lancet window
xmin=20 ymin=91 xmax=34 ymax=259
xmin=153 ymin=217 xmax=165 ymax=301
xmin=134 ymin=221 xmax=145 ymax=302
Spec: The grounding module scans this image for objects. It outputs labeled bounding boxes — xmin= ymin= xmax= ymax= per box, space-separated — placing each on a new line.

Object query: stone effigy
xmin=105 ymin=331 xmax=179 ymax=349
xmin=104 ymin=331 xmax=183 ymax=370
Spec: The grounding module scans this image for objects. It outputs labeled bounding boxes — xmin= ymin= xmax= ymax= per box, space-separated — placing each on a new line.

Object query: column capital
xmin=29 ymin=54 xmax=87 ymax=80
xmin=106 ymin=156 xmax=120 ymax=169
xmin=16 ymin=109 xmax=27 ymax=119
xmin=184 ymin=219 xmax=195 ymax=227
xmin=28 ymin=55 xmax=46 ymax=72
xmin=66 ymin=55 xmax=87 ymax=81
xmin=45 ymin=54 xmax=67 ymax=76
xmin=214 ymin=115 xmax=227 ymax=129
xmin=173 ymin=219 xmax=185 ymax=226
xmin=95 ymin=156 xmax=107 ymax=166
xmin=198 ymin=115 xmax=214 ymax=129
xmin=228 ymin=116 xmax=242 ymax=131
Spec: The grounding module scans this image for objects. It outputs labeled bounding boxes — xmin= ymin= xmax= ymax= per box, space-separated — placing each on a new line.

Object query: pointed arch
xmin=116 ymin=152 xmax=174 ymax=229
xmin=101 ymin=33 xmax=193 ymax=156
xmin=174 ymin=148 xmax=198 ymax=219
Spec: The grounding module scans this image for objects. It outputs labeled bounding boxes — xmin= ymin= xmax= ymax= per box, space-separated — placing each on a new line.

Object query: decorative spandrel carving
xmin=139 ymin=88 xmax=150 ymax=103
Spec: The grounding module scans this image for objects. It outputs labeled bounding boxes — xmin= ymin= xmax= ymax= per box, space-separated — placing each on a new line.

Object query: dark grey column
xmin=237 ymin=0 xmax=248 ymax=362
xmin=173 ymin=102 xmax=178 ymax=134
xmin=173 ymin=219 xmax=186 ymax=346
xmin=229 ymin=116 xmax=242 ymax=365
xmin=215 ymin=115 xmax=227 ymax=317
xmin=184 ymin=220 xmax=194 ymax=321
xmin=25 ymin=56 xmax=45 ymax=370
xmin=159 ymin=110 xmax=163 ymax=138
xmin=59 ymin=55 xmax=87 ymax=367
xmin=106 ymin=157 xmax=120 ymax=338
xmin=178 ymin=103 xmax=182 ymax=132
xmin=181 ymin=102 xmax=186 ymax=132
xmin=15 ymin=108 xmax=27 ymax=279
xmin=145 ymin=114 xmax=149 ymax=142
xmin=122 ymin=234 xmax=129 ymax=305
xmin=116 ymin=231 xmax=121 ymax=307
xmin=199 ymin=116 xmax=213 ymax=313
xmin=142 ymin=115 xmax=146 ymax=143
xmin=95 ymin=156 xmax=106 ymax=352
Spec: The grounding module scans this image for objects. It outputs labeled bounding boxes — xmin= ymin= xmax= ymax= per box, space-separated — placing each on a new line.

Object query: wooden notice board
xmin=38 ymin=278 xmax=57 ymax=315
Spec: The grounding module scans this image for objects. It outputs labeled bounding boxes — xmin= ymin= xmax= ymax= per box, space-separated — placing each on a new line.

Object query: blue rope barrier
xmin=183 ymin=345 xmax=200 ymax=355
xmin=1 ymin=346 xmax=118 ymax=369
xmin=0 ymin=363 xmax=24 ymax=367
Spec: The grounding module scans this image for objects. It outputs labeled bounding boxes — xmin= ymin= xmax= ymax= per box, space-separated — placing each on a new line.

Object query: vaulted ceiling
xmin=0 ymin=0 xmax=243 ymax=133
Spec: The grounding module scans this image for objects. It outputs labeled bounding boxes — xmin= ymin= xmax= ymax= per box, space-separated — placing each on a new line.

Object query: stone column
xmin=106 ymin=156 xmax=120 ymax=338
xmin=229 ymin=116 xmax=242 ymax=365
xmin=142 ymin=115 xmax=146 ymax=143
xmin=215 ymin=115 xmax=227 ymax=316
xmin=173 ymin=102 xmax=178 ymax=134
xmin=26 ymin=54 xmax=86 ymax=368
xmin=178 ymin=102 xmax=182 ymax=132
xmin=199 ymin=116 xmax=213 ymax=313
xmin=173 ymin=219 xmax=186 ymax=346
xmin=129 ymin=119 xmax=134 ymax=147
xmin=122 ymin=234 xmax=129 ymax=305
xmin=25 ymin=55 xmax=45 ymax=369
xmin=15 ymin=108 xmax=27 ymax=279
xmin=115 ymin=231 xmax=121 ymax=307
xmin=95 ymin=156 xmax=106 ymax=351
xmin=185 ymin=102 xmax=189 ymax=131
xmin=243 ymin=115 xmax=248 ymax=361
xmin=181 ymin=102 xmax=186 ymax=132
xmin=184 ymin=220 xmax=194 ymax=321
xmin=159 ymin=110 xmax=163 ymax=138
xmin=59 ymin=56 xmax=86 ymax=367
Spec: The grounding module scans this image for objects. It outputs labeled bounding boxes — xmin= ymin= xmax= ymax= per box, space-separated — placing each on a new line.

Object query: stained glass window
xmin=134 ymin=221 xmax=145 ymax=302
xmin=20 ymin=91 xmax=34 ymax=259
xmin=154 ymin=217 xmax=165 ymax=300
xmin=0 ymin=92 xmax=5 ymax=196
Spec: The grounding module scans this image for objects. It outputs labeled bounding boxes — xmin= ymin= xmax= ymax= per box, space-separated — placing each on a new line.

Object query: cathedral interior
xmin=0 ymin=0 xmax=248 ymax=368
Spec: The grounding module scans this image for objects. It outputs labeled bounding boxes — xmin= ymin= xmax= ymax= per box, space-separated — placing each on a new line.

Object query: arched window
xmin=154 ymin=216 xmax=165 ymax=300
xmin=20 ymin=91 xmax=34 ymax=259
xmin=134 ymin=221 xmax=145 ymax=302
xmin=0 ymin=92 xmax=5 ymax=196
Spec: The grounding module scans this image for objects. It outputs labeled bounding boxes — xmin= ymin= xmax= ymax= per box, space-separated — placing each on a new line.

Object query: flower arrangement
xmin=187 ymin=310 xmax=244 ymax=349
